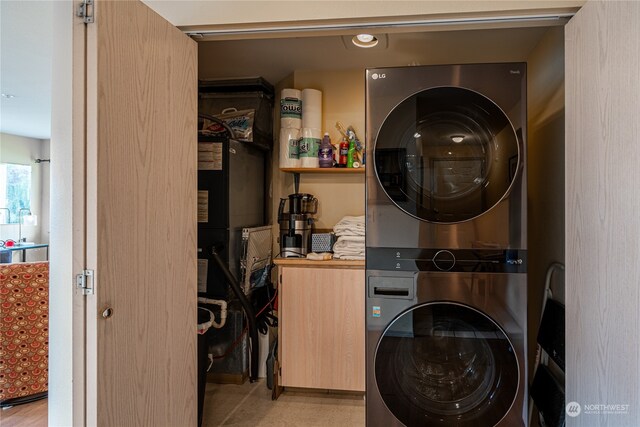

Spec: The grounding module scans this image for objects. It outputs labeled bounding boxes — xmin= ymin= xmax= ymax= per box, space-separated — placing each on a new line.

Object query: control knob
xmin=433 ymin=250 xmax=455 ymax=271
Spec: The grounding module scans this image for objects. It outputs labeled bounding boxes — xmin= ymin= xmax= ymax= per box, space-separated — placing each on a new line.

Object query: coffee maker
xmin=278 ymin=193 xmax=318 ymax=257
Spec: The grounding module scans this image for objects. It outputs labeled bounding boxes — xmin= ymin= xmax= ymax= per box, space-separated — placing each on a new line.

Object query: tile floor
xmin=202 ymin=380 xmax=365 ymax=427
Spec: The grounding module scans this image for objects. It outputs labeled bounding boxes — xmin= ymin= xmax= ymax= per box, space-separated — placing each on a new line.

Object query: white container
xmin=279 ymin=127 xmax=301 ymax=168
xmin=301 ymin=88 xmax=322 ymax=129
xmin=280 ymin=88 xmax=302 ymax=129
xmin=300 ymin=127 xmax=321 ymax=168
xmin=257 ymin=331 xmax=270 ymax=378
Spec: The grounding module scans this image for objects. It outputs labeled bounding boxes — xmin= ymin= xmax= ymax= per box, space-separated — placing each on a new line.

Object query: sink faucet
xmin=0 ymin=208 xmax=9 ymax=224
xmin=18 ymin=208 xmax=32 ymax=243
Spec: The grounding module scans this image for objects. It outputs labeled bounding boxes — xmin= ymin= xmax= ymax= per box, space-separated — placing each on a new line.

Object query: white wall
xmin=268 ymin=70 xmax=366 ymax=255
xmin=41 ymin=138 xmax=51 ymax=245
xmin=0 ymin=132 xmax=50 ymax=260
xmin=526 ymin=26 xmax=565 ymax=375
xmin=285 ymin=69 xmax=366 ymax=230
xmin=49 ymin=1 xmax=74 ymax=425
xmin=145 ymin=0 xmax=584 ymax=27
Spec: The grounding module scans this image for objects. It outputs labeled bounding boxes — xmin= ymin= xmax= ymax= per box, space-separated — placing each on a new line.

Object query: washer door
xmin=374 ymin=302 xmax=519 ymax=427
xmin=374 ymin=87 xmax=520 ymax=223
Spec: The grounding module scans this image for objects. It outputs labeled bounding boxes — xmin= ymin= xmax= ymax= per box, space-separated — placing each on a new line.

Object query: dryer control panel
xmin=366 ymin=248 xmax=527 ymax=273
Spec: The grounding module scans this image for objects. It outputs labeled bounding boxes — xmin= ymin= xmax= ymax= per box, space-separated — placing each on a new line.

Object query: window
xmin=0 ymin=163 xmax=32 ymax=224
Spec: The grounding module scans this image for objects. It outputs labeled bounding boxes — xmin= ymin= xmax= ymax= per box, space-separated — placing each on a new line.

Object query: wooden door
xmin=82 ymin=1 xmax=198 ymax=425
xmin=566 ymin=1 xmax=640 ymax=425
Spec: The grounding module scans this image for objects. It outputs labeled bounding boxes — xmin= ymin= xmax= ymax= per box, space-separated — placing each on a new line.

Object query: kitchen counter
xmin=273 ymin=257 xmax=364 ymax=269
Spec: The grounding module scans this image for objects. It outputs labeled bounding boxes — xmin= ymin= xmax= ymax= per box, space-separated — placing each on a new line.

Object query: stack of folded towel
xmin=332 ymin=215 xmax=365 ymax=260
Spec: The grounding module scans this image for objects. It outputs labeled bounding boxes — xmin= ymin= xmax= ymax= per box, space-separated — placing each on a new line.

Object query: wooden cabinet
xmin=277 ymin=262 xmax=365 ymax=392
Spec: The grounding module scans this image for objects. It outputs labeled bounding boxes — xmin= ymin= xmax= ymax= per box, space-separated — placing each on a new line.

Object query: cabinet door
xmin=280 ymin=267 xmax=365 ymax=391
xmin=566 ymin=1 xmax=640 ymax=425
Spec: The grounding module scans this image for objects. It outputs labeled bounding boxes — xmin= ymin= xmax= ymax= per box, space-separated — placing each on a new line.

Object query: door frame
xmin=49 ymin=0 xmax=86 ymax=425
xmin=49 ymin=2 xmax=581 ymax=425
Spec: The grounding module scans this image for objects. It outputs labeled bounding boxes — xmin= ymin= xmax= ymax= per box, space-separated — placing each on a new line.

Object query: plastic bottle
xmin=347 ymin=138 xmax=356 ymax=168
xmin=338 ymin=138 xmax=349 ymax=168
xmin=318 ymin=133 xmax=333 ymax=168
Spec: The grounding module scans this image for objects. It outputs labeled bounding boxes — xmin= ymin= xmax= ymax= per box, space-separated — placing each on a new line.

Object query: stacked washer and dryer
xmin=365 ymin=63 xmax=528 ymax=426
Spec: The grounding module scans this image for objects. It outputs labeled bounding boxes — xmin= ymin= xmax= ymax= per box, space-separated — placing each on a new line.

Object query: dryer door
xmin=374 ymin=87 xmax=520 ymax=223
xmin=374 ymin=302 xmax=519 ymax=426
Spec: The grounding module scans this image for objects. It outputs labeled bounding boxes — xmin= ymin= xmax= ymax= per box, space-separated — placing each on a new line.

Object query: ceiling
xmin=198 ymin=27 xmax=550 ymax=85
xmin=0 ymin=1 xmax=565 ymax=140
xmin=143 ymin=0 xmax=583 ymax=28
xmin=0 ymin=1 xmax=53 ymax=140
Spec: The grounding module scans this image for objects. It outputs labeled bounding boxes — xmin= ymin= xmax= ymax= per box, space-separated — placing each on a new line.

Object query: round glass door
xmin=374 ymin=87 xmax=520 ymax=223
xmin=374 ymin=302 xmax=519 ymax=427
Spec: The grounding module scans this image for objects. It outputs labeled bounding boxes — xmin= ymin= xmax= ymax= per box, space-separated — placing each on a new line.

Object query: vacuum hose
xmin=210 ymin=247 xmax=259 ymax=382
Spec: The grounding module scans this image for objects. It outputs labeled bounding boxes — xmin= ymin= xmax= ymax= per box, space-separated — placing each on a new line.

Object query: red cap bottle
xmin=338 ymin=138 xmax=349 ymax=168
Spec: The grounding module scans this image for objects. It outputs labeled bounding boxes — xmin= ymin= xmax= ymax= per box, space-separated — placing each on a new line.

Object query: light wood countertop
xmin=273 ymin=257 xmax=365 ymax=269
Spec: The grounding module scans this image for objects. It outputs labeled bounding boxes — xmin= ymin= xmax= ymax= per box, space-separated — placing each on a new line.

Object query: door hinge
xmin=77 ymin=0 xmax=94 ymax=24
xmin=76 ymin=269 xmax=95 ymax=295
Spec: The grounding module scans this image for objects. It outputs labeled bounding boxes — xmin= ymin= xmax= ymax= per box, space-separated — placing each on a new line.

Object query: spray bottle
xmin=347 ymin=138 xmax=356 ymax=168
xmin=338 ymin=137 xmax=349 ymax=168
xmin=318 ymin=133 xmax=333 ymax=168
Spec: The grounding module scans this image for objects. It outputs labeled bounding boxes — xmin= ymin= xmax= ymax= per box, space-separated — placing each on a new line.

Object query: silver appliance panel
xmin=365 ymin=63 xmax=526 ymax=250
xmin=366 ymin=270 xmax=527 ymax=427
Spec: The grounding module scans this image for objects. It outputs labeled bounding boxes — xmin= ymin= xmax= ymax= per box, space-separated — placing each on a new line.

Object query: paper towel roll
xmin=302 ymin=89 xmax=322 ymax=130
xmin=279 ymin=127 xmax=301 ymax=168
xmin=300 ymin=128 xmax=321 ymax=168
xmin=280 ymin=88 xmax=302 ymax=129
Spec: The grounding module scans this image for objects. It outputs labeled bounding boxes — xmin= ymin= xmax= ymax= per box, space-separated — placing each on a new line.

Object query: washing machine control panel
xmin=433 ymin=250 xmax=456 ymax=271
xmin=367 ymin=248 xmax=527 ymax=273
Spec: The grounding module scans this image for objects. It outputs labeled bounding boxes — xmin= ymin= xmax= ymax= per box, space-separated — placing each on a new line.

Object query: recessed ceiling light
xmin=414 ymin=132 xmax=421 ymax=139
xmin=451 ymin=135 xmax=465 ymax=143
xmin=352 ymin=34 xmax=379 ymax=48
xmin=356 ymin=34 xmax=374 ymax=43
xmin=1 ymin=93 xmax=16 ymax=99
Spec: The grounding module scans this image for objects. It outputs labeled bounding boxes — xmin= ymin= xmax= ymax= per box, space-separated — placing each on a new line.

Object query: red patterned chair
xmin=0 ymin=262 xmax=49 ymax=408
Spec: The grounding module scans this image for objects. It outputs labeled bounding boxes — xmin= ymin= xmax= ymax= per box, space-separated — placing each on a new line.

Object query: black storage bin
xmin=199 ymin=77 xmax=274 ymax=150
